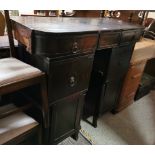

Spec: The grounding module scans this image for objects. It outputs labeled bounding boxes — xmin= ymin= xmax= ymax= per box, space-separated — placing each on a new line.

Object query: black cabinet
xmin=84 ymin=44 xmax=134 ymax=127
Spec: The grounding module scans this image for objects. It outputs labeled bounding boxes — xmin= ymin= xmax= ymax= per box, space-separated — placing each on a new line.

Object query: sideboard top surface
xmin=11 ymin=16 xmax=144 ymax=33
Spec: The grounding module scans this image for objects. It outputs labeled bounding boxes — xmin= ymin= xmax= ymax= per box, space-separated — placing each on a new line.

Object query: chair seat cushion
xmin=0 ymin=111 xmax=38 ymax=144
xmin=0 ymin=58 xmax=42 ymax=86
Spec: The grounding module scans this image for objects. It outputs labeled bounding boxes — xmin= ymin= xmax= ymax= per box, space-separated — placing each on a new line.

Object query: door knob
xmin=69 ymin=76 xmax=76 ymax=87
xmin=72 ymin=42 xmax=79 ymax=54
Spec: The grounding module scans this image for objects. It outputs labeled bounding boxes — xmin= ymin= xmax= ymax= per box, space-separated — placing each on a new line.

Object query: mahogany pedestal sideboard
xmin=115 ymin=38 xmax=155 ymax=113
xmin=10 ymin=16 xmax=143 ymax=141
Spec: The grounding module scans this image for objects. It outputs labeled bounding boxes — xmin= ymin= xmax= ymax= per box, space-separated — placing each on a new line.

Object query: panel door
xmin=99 ymin=80 xmax=121 ymax=114
xmin=106 ymin=44 xmax=134 ymax=82
xmin=49 ymin=93 xmax=83 ymax=144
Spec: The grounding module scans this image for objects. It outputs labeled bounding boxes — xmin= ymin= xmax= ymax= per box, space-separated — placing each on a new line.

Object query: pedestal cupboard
xmin=11 ymin=17 xmax=144 ymax=142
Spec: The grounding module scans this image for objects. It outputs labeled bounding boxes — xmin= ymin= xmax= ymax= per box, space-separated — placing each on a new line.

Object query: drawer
xmin=121 ymin=30 xmax=136 ymax=43
xmin=48 ymin=54 xmax=94 ymax=102
xmin=34 ymin=33 xmax=98 ymax=56
xmin=121 ymin=30 xmax=141 ymax=44
xmin=98 ymin=31 xmax=121 ymax=49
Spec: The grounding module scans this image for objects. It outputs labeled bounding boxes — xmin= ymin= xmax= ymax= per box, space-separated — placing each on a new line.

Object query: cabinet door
xmin=84 ymin=50 xmax=111 ymax=117
xmin=48 ymin=54 xmax=94 ymax=102
xmin=106 ymin=44 xmax=134 ymax=82
xmin=49 ymin=93 xmax=83 ymax=144
xmin=99 ymin=80 xmax=121 ymax=114
xmin=99 ymin=44 xmax=134 ymax=113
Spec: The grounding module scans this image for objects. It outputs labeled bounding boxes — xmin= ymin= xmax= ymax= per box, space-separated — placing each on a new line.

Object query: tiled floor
xmin=81 ymin=91 xmax=155 ymax=145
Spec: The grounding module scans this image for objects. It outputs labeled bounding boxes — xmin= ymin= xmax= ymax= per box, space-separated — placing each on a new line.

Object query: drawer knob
xmin=69 ymin=76 xmax=76 ymax=87
xmin=72 ymin=42 xmax=79 ymax=54
xmin=98 ymin=70 xmax=104 ymax=76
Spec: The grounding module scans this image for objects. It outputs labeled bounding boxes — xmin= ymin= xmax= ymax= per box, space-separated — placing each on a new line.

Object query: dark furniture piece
xmin=134 ymin=73 xmax=155 ymax=100
xmin=104 ymin=10 xmax=147 ymax=25
xmin=115 ymin=38 xmax=155 ymax=112
xmin=0 ymin=11 xmax=49 ymax=144
xmin=10 ymin=17 xmax=143 ymax=139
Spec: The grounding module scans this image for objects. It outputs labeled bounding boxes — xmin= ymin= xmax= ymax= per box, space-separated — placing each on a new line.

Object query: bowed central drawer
xmin=98 ymin=31 xmax=121 ymax=49
xmin=33 ymin=32 xmax=98 ymax=56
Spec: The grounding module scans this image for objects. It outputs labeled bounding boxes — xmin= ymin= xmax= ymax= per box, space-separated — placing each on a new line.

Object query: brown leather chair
xmin=0 ymin=11 xmax=49 ymax=144
xmin=0 ymin=11 xmax=5 ymax=36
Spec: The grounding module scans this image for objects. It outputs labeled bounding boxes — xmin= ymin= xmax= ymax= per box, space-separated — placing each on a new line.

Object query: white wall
xmin=18 ymin=10 xmax=34 ymax=15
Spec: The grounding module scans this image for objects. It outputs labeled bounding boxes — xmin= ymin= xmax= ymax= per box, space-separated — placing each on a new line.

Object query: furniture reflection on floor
xmin=0 ymin=11 xmax=49 ymax=144
xmin=115 ymin=38 xmax=155 ymax=112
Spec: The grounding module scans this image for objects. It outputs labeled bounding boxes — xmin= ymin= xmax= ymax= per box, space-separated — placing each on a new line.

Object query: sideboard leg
xmin=92 ymin=116 xmax=97 ymax=128
xmin=71 ymin=131 xmax=79 ymax=141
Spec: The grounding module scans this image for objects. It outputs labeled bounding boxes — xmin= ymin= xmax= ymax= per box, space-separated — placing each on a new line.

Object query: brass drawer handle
xmin=69 ymin=76 xmax=76 ymax=87
xmin=72 ymin=42 xmax=79 ymax=54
